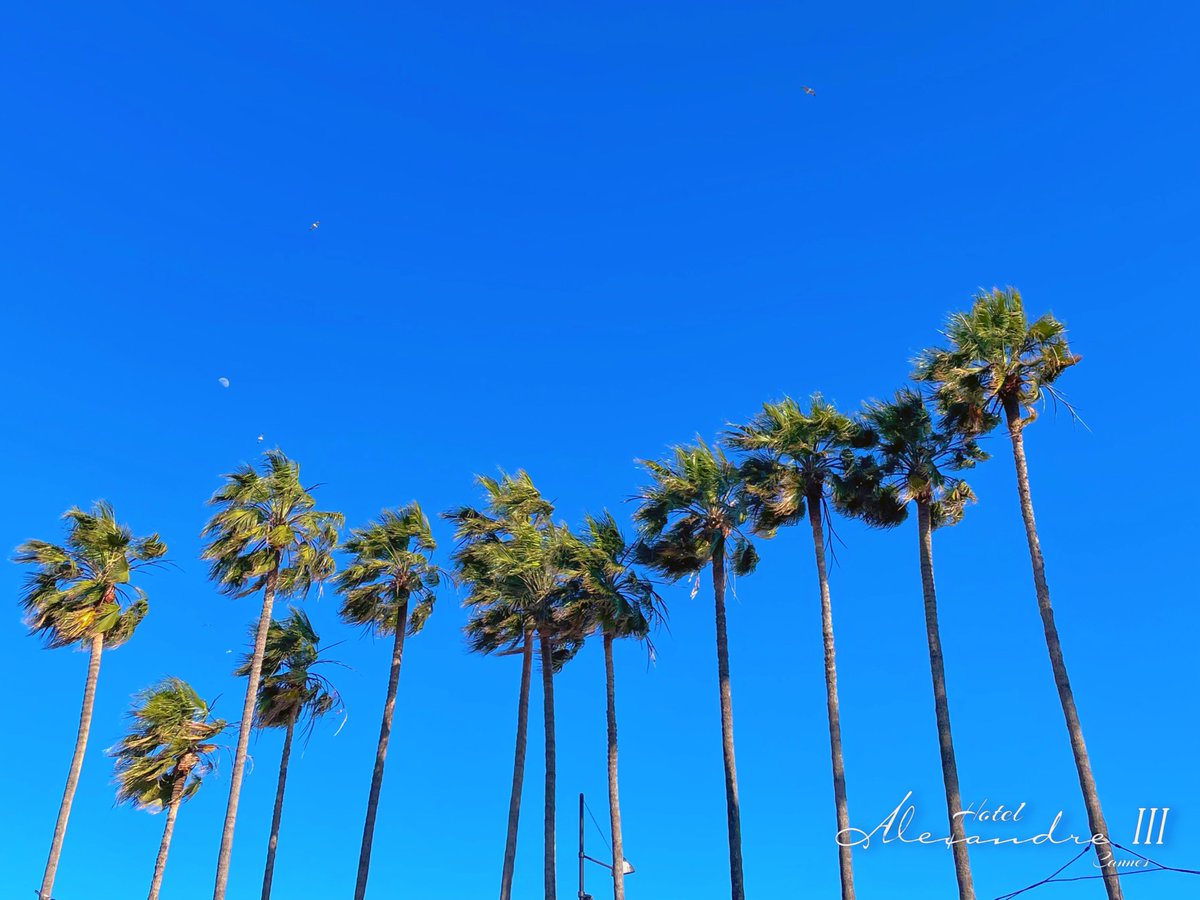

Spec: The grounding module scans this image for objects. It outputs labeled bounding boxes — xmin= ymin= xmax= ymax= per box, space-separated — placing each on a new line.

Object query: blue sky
xmin=2 ymin=2 xmax=1198 ymax=898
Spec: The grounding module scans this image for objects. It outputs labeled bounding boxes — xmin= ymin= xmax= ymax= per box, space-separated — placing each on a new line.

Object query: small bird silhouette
xmin=802 ymin=86 xmax=816 ymax=96
xmin=310 ymin=220 xmax=320 ymax=231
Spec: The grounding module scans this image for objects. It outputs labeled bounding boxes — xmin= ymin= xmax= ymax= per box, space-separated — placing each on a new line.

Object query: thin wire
xmin=584 ymin=799 xmax=612 ymax=854
xmin=993 ymin=841 xmax=1200 ymax=899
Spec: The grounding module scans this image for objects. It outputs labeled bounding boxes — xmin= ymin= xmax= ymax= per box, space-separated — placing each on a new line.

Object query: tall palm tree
xmin=335 ymin=504 xmax=442 ymax=900
xmin=633 ymin=441 xmax=758 ymax=900
xmin=851 ymin=389 xmax=985 ymax=900
xmin=15 ymin=501 xmax=166 ymax=900
xmin=914 ymin=287 xmax=1122 ymax=899
xmin=726 ymin=396 xmax=889 ymax=900
xmin=111 ymin=677 xmax=225 ymax=900
xmin=234 ymin=608 xmax=342 ymax=900
xmin=200 ymin=449 xmax=342 ymax=900
xmin=446 ymin=472 xmax=577 ymax=900
xmin=565 ymin=512 xmax=662 ymax=900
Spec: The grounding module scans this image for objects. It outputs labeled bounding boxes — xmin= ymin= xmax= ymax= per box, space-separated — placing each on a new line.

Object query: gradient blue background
xmin=2 ymin=2 xmax=1196 ymax=898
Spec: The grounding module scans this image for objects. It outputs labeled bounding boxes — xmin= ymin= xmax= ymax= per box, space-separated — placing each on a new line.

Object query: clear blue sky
xmin=2 ymin=3 xmax=1197 ymax=898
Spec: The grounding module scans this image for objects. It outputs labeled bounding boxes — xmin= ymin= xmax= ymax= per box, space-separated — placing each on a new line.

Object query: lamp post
xmin=578 ymin=793 xmax=634 ymax=900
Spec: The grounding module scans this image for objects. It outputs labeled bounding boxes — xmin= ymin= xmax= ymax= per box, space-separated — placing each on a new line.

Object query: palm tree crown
xmin=912 ymin=286 xmax=1080 ymax=433
xmin=567 ymin=511 xmax=662 ymax=645
xmin=111 ymin=678 xmax=225 ymax=811
xmin=16 ymin=501 xmax=166 ymax=649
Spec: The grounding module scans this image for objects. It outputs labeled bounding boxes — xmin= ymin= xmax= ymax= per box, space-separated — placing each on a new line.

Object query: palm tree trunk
xmin=539 ymin=629 xmax=558 ymax=900
xmin=916 ymin=499 xmax=975 ymax=900
xmin=353 ymin=599 xmax=408 ymax=900
xmin=39 ymin=631 xmax=104 ymax=900
xmin=499 ymin=630 xmax=534 ymax=900
xmin=1003 ymin=400 xmax=1122 ymax=900
xmin=603 ymin=631 xmax=626 ymax=900
xmin=213 ymin=567 xmax=279 ymax=900
xmin=148 ymin=776 xmax=187 ymax=900
xmin=711 ymin=541 xmax=746 ymax=900
xmin=261 ymin=710 xmax=297 ymax=900
xmin=806 ymin=492 xmax=855 ymax=900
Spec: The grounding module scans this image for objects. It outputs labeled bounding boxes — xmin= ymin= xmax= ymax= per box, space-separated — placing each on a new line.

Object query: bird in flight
xmin=802 ymin=86 xmax=816 ymax=96
xmin=310 ymin=220 xmax=320 ymax=231
xmin=257 ymin=434 xmax=264 ymax=443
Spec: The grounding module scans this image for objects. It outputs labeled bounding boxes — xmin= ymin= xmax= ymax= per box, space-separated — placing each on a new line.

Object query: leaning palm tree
xmin=15 ymin=501 xmax=166 ymax=900
xmin=445 ymin=472 xmax=577 ymax=900
xmin=633 ymin=441 xmax=758 ymax=900
xmin=851 ymin=389 xmax=985 ymax=900
xmin=111 ymin=677 xmax=225 ymax=900
xmin=335 ymin=504 xmax=442 ymax=900
xmin=234 ymin=608 xmax=342 ymax=900
xmin=565 ymin=512 xmax=662 ymax=900
xmin=201 ymin=450 xmax=342 ymax=900
xmin=726 ymin=395 xmax=890 ymax=900
xmin=914 ymin=287 xmax=1122 ymax=900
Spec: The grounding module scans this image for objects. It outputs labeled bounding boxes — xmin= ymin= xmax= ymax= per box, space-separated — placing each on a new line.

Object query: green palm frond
xmin=111 ymin=677 xmax=226 ymax=811
xmin=200 ymin=450 xmax=343 ymax=600
xmin=912 ymin=287 xmax=1081 ymax=432
xmin=14 ymin=502 xmax=166 ymax=650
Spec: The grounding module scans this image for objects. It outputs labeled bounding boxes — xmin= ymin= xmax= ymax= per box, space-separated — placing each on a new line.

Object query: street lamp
xmin=578 ymin=793 xmax=635 ymax=900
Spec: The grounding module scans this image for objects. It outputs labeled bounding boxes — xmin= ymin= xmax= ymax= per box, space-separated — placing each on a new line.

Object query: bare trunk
xmin=806 ymin=493 xmax=855 ymax=900
xmin=261 ymin=712 xmax=296 ymax=900
xmin=353 ymin=599 xmax=408 ymax=900
xmin=916 ymin=500 xmax=975 ymax=900
xmin=213 ymin=567 xmax=279 ymax=900
xmin=499 ymin=630 xmax=534 ymax=900
xmin=540 ymin=630 xmax=557 ymax=900
xmin=603 ymin=632 xmax=626 ymax=900
xmin=1004 ymin=400 xmax=1121 ymax=900
xmin=148 ymin=776 xmax=187 ymax=900
xmin=39 ymin=630 xmax=104 ymax=900
xmin=711 ymin=541 xmax=746 ymax=900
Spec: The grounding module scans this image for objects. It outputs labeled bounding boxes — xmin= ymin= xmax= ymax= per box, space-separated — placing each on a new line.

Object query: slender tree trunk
xmin=499 ymin=629 xmax=534 ymax=900
xmin=540 ymin=630 xmax=558 ymax=900
xmin=213 ymin=567 xmax=279 ymax=900
xmin=148 ymin=776 xmax=187 ymax=900
xmin=806 ymin=492 xmax=855 ymax=900
xmin=711 ymin=540 xmax=746 ymax=900
xmin=39 ymin=630 xmax=104 ymax=900
xmin=353 ymin=599 xmax=408 ymax=900
xmin=261 ymin=711 xmax=296 ymax=900
xmin=1004 ymin=400 xmax=1122 ymax=900
xmin=603 ymin=632 xmax=626 ymax=900
xmin=916 ymin=500 xmax=975 ymax=900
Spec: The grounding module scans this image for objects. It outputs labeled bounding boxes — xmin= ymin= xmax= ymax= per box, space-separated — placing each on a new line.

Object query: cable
xmin=584 ymin=799 xmax=612 ymax=854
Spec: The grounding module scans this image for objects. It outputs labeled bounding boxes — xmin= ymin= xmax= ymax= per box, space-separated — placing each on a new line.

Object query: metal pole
xmin=578 ymin=793 xmax=586 ymax=900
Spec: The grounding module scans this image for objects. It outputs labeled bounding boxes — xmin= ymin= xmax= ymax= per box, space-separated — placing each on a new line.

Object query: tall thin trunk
xmin=261 ymin=711 xmax=296 ymax=900
xmin=540 ymin=630 xmax=558 ymax=900
xmin=353 ymin=598 xmax=409 ymax=900
xmin=148 ymin=774 xmax=188 ymax=900
xmin=213 ymin=567 xmax=279 ymax=900
xmin=499 ymin=630 xmax=534 ymax=900
xmin=711 ymin=540 xmax=745 ymax=900
xmin=603 ymin=632 xmax=626 ymax=900
xmin=1004 ymin=400 xmax=1122 ymax=900
xmin=39 ymin=630 xmax=104 ymax=900
xmin=806 ymin=492 xmax=855 ymax=900
xmin=916 ymin=500 xmax=975 ymax=900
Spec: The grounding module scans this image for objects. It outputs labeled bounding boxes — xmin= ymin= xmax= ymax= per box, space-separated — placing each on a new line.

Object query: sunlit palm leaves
xmin=566 ymin=512 xmax=662 ymax=648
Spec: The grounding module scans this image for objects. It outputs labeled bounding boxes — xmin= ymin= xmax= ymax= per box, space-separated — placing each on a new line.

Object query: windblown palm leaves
xmin=111 ymin=677 xmax=224 ymax=900
xmin=16 ymin=501 xmax=166 ymax=900
xmin=200 ymin=450 xmax=342 ymax=900
xmin=336 ymin=503 xmax=443 ymax=900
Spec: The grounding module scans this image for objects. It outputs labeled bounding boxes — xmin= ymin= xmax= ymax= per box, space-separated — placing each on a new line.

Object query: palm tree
xmin=446 ymin=472 xmax=578 ymax=900
xmin=565 ymin=512 xmax=662 ymax=900
xmin=851 ymin=389 xmax=985 ymax=900
xmin=200 ymin=449 xmax=342 ymax=900
xmin=914 ymin=287 xmax=1122 ymax=899
xmin=726 ymin=395 xmax=889 ymax=900
xmin=234 ymin=608 xmax=342 ymax=900
xmin=111 ymin=677 xmax=225 ymax=900
xmin=633 ymin=441 xmax=758 ymax=900
xmin=15 ymin=501 xmax=166 ymax=900
xmin=335 ymin=504 xmax=442 ymax=900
